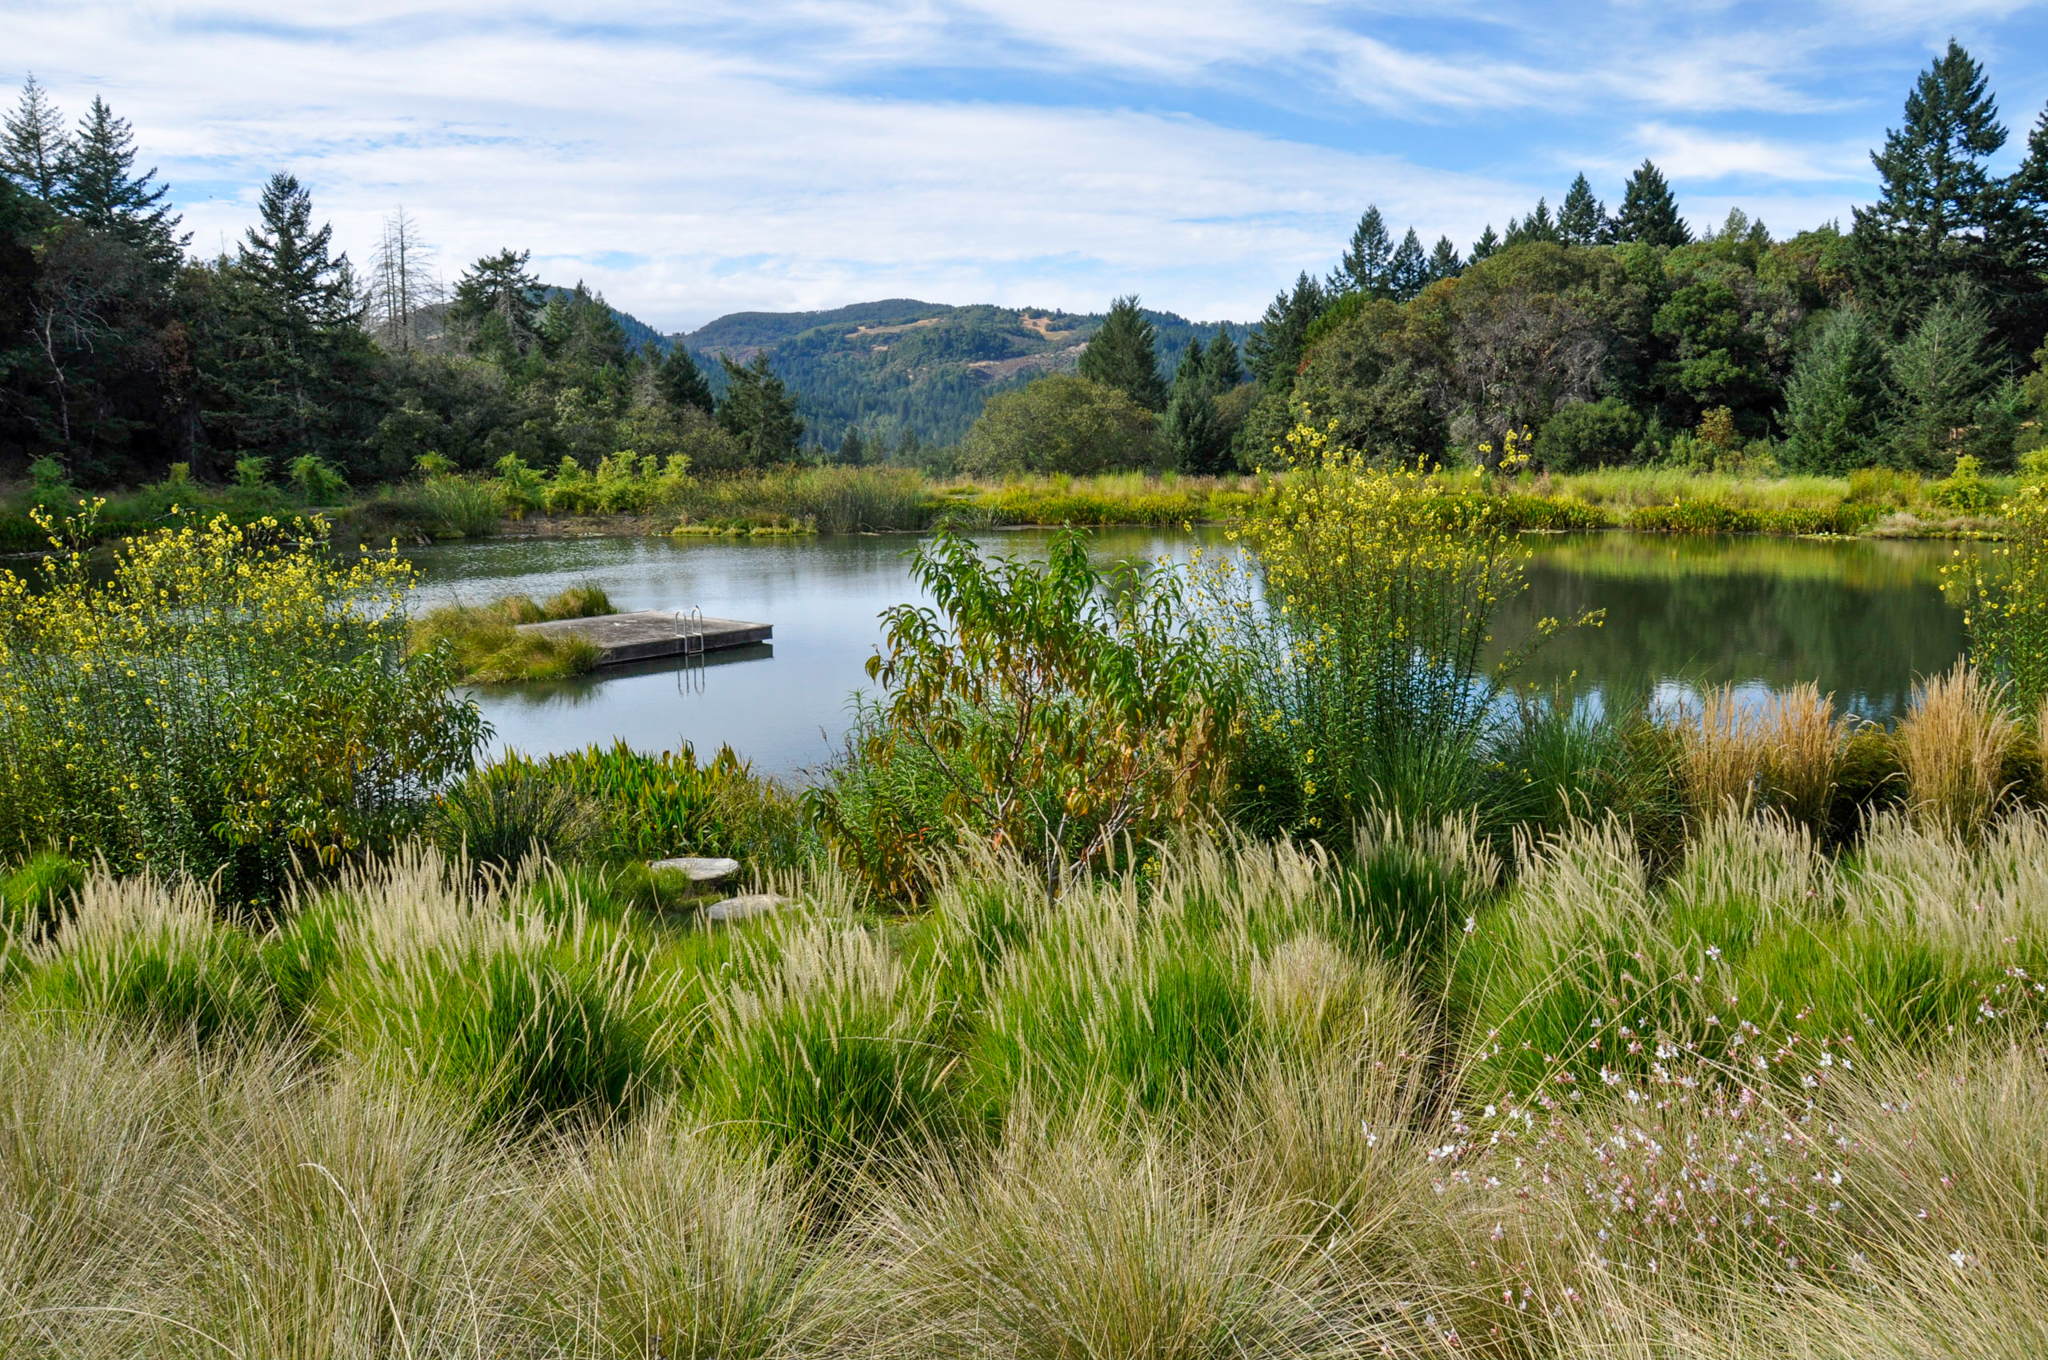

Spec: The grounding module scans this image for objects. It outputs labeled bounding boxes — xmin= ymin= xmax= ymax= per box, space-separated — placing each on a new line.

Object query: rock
xmin=649 ymin=856 xmax=741 ymax=883
xmin=704 ymin=892 xmax=785 ymax=923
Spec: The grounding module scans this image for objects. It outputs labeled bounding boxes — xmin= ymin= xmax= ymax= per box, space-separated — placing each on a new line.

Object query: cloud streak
xmin=8 ymin=1 xmax=2048 ymax=328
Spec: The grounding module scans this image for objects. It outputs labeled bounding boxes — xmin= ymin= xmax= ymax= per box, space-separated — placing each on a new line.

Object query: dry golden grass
xmin=1676 ymin=682 xmax=1849 ymax=829
xmin=1899 ymin=662 xmax=2018 ymax=840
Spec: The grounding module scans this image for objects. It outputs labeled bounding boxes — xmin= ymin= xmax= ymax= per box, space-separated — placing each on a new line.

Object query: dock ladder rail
xmin=674 ymin=606 xmax=705 ymax=657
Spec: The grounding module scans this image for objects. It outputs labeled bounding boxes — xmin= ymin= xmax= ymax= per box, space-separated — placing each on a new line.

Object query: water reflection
xmin=404 ymin=529 xmax=1974 ymax=774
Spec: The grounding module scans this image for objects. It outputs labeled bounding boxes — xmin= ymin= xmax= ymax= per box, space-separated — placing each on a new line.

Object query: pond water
xmin=405 ymin=529 xmax=1974 ymax=778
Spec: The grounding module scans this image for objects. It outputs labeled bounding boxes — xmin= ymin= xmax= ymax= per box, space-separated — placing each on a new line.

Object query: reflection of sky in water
xmin=406 ymin=530 xmax=1972 ymax=777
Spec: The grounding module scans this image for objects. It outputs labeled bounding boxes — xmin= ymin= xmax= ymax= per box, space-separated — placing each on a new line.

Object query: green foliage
xmin=0 ymin=853 xmax=86 ymax=939
xmin=0 ymin=507 xmax=482 ymax=901
xmin=1534 ymin=397 xmax=1643 ymax=470
xmin=715 ymin=354 xmax=805 ymax=466
xmin=1781 ymin=307 xmax=1892 ymax=473
xmin=821 ymin=529 xmax=1230 ymax=896
xmin=961 ymin=374 xmax=1162 ymax=475
xmin=1888 ymin=290 xmax=2024 ymax=471
xmin=1945 ymin=482 xmax=2048 ymax=707
xmin=428 ymin=764 xmax=607 ymax=868
xmin=1075 ymin=295 xmax=1167 ymax=412
xmin=408 ymin=586 xmax=613 ymax=683
xmin=1614 ymin=159 xmax=1690 ymax=247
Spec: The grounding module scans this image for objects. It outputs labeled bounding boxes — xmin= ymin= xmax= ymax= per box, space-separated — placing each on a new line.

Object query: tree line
xmin=0 ymin=78 xmax=801 ymax=488
xmin=1000 ymin=40 xmax=2048 ymax=478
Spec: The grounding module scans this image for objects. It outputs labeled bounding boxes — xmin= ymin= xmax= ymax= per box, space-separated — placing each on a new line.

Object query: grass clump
xmin=409 ymin=584 xmax=617 ymax=683
xmin=0 ymin=851 xmax=85 ymax=939
xmin=1898 ymin=662 xmax=2018 ymax=839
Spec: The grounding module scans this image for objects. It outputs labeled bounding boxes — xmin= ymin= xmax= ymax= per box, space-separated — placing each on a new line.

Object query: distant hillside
xmin=674 ymin=301 xmax=1252 ymax=449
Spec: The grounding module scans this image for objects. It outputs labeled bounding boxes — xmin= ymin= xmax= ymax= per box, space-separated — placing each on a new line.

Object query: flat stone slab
xmin=704 ymin=892 xmax=785 ymax=923
xmin=515 ymin=611 xmax=771 ymax=667
xmin=649 ymin=855 xmax=740 ymax=883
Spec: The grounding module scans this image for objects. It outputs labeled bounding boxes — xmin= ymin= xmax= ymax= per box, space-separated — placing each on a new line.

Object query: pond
xmin=405 ymin=529 xmax=1974 ymax=778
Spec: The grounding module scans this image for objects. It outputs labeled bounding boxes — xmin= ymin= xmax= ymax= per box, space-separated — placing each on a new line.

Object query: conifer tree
xmin=1614 ymin=160 xmax=1690 ymax=247
xmin=59 ymin=96 xmax=181 ymax=263
xmin=1 ymin=76 xmax=69 ymax=204
xmin=1165 ymin=339 xmax=1225 ymax=472
xmin=1244 ymin=273 xmax=1326 ymax=386
xmin=659 ymin=344 xmax=716 ymax=415
xmin=449 ymin=249 xmax=542 ymax=363
xmin=1389 ymin=228 xmax=1428 ymax=300
xmin=1888 ymin=286 xmax=2023 ymax=469
xmin=1559 ymin=173 xmax=1608 ymax=245
xmin=717 ymin=352 xmax=804 ymax=463
xmin=1204 ymin=324 xmax=1243 ymax=389
xmin=1469 ymin=225 xmax=1501 ymax=263
xmin=1335 ymin=206 xmax=1394 ymax=296
xmin=835 ymin=426 xmax=867 ymax=466
xmin=1851 ymin=40 xmax=2016 ymax=336
xmin=1426 ymin=236 xmax=1463 ymax=282
xmin=1780 ymin=308 xmax=1891 ymax=472
xmin=1077 ymin=295 xmax=1167 ymax=411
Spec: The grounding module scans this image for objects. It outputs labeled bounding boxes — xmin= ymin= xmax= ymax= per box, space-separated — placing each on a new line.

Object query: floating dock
xmin=515 ymin=611 xmax=772 ymax=667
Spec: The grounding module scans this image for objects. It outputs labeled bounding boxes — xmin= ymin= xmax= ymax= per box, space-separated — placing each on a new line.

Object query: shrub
xmin=961 ymin=374 xmax=1163 ymax=475
xmin=1946 ymin=480 xmax=2048 ymax=708
xmin=1533 ymin=397 xmax=1643 ymax=470
xmin=1221 ymin=422 xmax=1584 ymax=834
xmin=428 ymin=763 xmax=607 ymax=867
xmin=285 ymin=455 xmax=348 ymax=506
xmin=819 ymin=529 xmax=1230 ymax=897
xmin=1931 ymin=453 xmax=1997 ymax=512
xmin=0 ymin=506 xmax=482 ymax=900
xmin=1673 ymin=682 xmax=1849 ymax=834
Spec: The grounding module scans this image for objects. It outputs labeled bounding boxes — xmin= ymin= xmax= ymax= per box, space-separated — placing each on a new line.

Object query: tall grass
xmin=1898 ymin=662 xmax=2017 ymax=839
xmin=409 ymin=585 xmax=616 ymax=683
xmin=1674 ymin=681 xmax=1850 ymax=832
xmin=1 ymin=820 xmax=2046 ymax=1355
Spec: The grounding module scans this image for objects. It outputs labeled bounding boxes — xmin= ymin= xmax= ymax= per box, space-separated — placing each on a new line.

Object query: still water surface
xmin=406 ymin=530 xmax=1972 ymax=778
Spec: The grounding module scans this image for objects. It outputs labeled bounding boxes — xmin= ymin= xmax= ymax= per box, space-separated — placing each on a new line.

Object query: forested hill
xmin=671 ymin=301 xmax=1249 ymax=448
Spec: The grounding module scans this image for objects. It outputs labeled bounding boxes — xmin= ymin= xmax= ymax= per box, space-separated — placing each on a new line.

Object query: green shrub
xmin=1534 ymin=398 xmax=1644 ymax=470
xmin=1946 ymin=482 xmax=2048 ymax=708
xmin=285 ymin=455 xmax=348 ymax=506
xmin=961 ymin=374 xmax=1163 ymax=475
xmin=428 ymin=763 xmax=607 ymax=867
xmin=0 ymin=507 xmax=481 ymax=901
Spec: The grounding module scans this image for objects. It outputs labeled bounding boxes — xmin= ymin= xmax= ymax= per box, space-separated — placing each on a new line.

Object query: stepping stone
xmin=704 ymin=893 xmax=785 ymax=923
xmin=649 ymin=856 xmax=740 ymax=883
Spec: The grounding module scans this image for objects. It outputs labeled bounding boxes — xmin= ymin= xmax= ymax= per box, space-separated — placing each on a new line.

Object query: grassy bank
xmin=3 ymin=459 xmax=2031 ymax=552
xmin=410 ymin=585 xmax=618 ymax=683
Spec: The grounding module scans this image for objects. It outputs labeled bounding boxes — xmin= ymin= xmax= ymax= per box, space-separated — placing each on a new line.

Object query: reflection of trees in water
xmin=1495 ymin=538 xmax=1965 ymax=722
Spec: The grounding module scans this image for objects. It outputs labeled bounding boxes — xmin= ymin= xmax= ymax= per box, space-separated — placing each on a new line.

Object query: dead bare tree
xmin=368 ymin=207 xmax=443 ymax=354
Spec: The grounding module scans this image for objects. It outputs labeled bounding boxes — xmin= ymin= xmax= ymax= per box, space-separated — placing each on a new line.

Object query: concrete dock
xmin=515 ymin=611 xmax=772 ymax=667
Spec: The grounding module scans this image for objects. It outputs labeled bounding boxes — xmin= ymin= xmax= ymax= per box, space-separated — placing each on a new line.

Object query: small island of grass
xmin=410 ymin=584 xmax=617 ymax=682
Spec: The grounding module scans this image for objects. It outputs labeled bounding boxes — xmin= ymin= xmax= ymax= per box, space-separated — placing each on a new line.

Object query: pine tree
xmin=1559 ymin=173 xmax=1608 ymax=246
xmin=717 ymin=352 xmax=804 ymax=464
xmin=1780 ymin=308 xmax=1891 ymax=472
xmin=1389 ymin=228 xmax=1428 ymax=300
xmin=2008 ymin=106 xmax=2048 ymax=276
xmin=660 ymin=344 xmax=716 ymax=415
xmin=1614 ymin=160 xmax=1690 ymax=247
xmin=1470 ymin=225 xmax=1501 ymax=263
xmin=835 ymin=426 xmax=867 ymax=466
xmin=1243 ymin=273 xmax=1326 ymax=386
xmin=1426 ymin=236 xmax=1463 ymax=282
xmin=1 ymin=76 xmax=69 ymax=204
xmin=1888 ymin=286 xmax=2023 ymax=469
xmin=1077 ymin=295 xmax=1167 ymax=411
xmin=59 ymin=96 xmax=181 ymax=263
xmin=1165 ymin=339 xmax=1225 ymax=472
xmin=1335 ymin=206 xmax=1394 ymax=296
xmin=450 ymin=249 xmax=542 ymax=363
xmin=1204 ymin=324 xmax=1244 ymax=389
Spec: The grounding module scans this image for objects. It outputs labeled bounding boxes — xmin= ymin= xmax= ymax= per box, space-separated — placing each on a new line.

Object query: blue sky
xmin=9 ymin=1 xmax=2048 ymax=331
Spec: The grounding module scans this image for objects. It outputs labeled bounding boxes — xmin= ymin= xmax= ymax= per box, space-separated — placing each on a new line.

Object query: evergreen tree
xmin=1888 ymin=286 xmax=2023 ymax=469
xmin=1470 ymin=225 xmax=1501 ymax=263
xmin=1614 ymin=160 xmax=1690 ymax=247
xmin=1505 ymin=198 xmax=1560 ymax=248
xmin=716 ymin=352 xmax=804 ymax=464
xmin=1 ymin=76 xmax=69 ymax=204
xmin=1243 ymin=272 xmax=1326 ymax=386
xmin=659 ymin=344 xmax=716 ymax=415
xmin=1559 ymin=173 xmax=1608 ymax=245
xmin=449 ymin=249 xmax=542 ymax=364
xmin=1388 ymin=228 xmax=1429 ymax=300
xmin=1165 ymin=339 xmax=1226 ymax=472
xmin=221 ymin=172 xmax=371 ymax=458
xmin=1335 ymin=206 xmax=1394 ymax=296
xmin=58 ymin=96 xmax=181 ymax=264
xmin=1204 ymin=324 xmax=1243 ymax=389
xmin=2007 ymin=106 xmax=2048 ymax=277
xmin=1076 ymin=294 xmax=1167 ymax=411
xmin=1426 ymin=236 xmax=1463 ymax=282
xmin=1780 ymin=308 xmax=1892 ymax=472
xmin=834 ymin=426 xmax=867 ymax=466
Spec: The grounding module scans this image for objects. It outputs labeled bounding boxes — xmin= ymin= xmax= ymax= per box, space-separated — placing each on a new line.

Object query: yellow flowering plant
xmin=1217 ymin=420 xmax=1586 ymax=832
xmin=0 ymin=502 xmax=483 ymax=900
xmin=1944 ymin=481 xmax=2048 ymax=710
